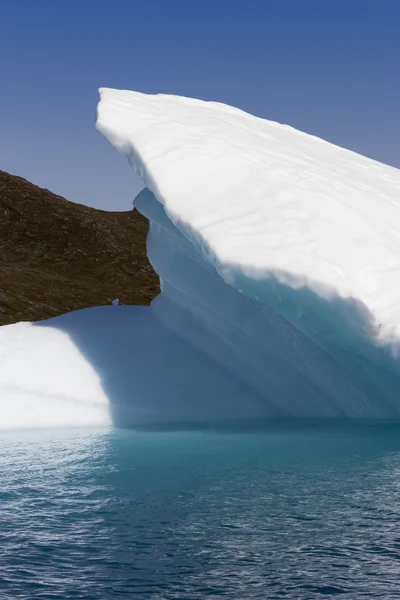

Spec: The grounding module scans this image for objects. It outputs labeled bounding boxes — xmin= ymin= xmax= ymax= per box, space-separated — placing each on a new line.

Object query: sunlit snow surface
xmin=2 ymin=89 xmax=400 ymax=429
xmin=0 ymin=319 xmax=110 ymax=429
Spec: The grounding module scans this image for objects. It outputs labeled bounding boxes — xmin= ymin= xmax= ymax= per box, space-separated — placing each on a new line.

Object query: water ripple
xmin=1 ymin=424 xmax=400 ymax=598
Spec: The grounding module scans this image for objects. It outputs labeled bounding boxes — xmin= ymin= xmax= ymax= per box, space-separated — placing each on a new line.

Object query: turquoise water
xmin=2 ymin=423 xmax=400 ymax=598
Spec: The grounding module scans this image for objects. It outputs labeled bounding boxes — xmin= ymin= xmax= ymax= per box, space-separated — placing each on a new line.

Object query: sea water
xmin=2 ymin=422 xmax=400 ymax=599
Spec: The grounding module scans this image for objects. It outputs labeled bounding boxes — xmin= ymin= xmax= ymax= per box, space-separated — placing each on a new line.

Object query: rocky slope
xmin=0 ymin=170 xmax=159 ymax=326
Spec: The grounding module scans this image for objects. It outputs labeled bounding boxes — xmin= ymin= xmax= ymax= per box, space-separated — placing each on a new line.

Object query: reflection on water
xmin=2 ymin=422 xmax=400 ymax=598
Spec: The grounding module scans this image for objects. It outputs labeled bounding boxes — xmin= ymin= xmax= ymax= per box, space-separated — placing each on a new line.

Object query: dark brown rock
xmin=0 ymin=170 xmax=159 ymax=325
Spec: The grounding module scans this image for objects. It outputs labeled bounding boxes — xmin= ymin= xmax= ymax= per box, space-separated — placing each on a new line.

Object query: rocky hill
xmin=0 ymin=170 xmax=159 ymax=326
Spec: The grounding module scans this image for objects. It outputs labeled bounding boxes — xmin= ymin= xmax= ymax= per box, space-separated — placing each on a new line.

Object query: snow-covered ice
xmin=1 ymin=88 xmax=400 ymax=429
xmin=0 ymin=318 xmax=110 ymax=429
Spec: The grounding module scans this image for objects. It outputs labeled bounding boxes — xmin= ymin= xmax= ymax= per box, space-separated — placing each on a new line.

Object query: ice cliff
xmin=1 ymin=88 xmax=400 ymax=429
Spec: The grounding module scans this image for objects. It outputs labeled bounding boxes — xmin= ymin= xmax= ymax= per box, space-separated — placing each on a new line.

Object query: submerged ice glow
xmin=1 ymin=89 xmax=400 ymax=429
xmin=3 ymin=424 xmax=400 ymax=598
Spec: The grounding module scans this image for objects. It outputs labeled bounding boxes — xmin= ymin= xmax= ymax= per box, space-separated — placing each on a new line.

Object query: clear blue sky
xmin=1 ymin=0 xmax=399 ymax=210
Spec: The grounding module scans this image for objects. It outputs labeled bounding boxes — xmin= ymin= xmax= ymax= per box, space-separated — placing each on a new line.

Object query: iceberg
xmin=2 ymin=88 xmax=400 ymax=430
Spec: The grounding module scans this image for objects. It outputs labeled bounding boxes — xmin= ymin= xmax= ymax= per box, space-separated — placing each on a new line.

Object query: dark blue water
xmin=2 ymin=423 xmax=400 ymax=599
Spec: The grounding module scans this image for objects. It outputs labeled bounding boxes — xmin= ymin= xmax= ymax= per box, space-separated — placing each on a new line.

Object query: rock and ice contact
xmin=2 ymin=88 xmax=400 ymax=428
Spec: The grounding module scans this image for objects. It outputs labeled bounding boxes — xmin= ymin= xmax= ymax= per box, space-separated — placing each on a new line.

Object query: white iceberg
xmin=1 ymin=88 xmax=400 ymax=430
